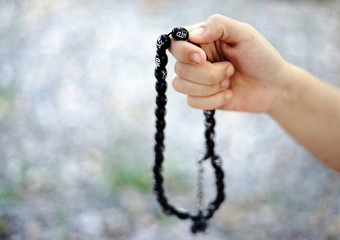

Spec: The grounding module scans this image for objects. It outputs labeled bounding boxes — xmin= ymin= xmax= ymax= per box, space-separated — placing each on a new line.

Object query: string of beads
xmin=153 ymin=27 xmax=225 ymax=233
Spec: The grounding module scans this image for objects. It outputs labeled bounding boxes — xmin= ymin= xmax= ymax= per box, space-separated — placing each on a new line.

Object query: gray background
xmin=0 ymin=0 xmax=339 ymax=239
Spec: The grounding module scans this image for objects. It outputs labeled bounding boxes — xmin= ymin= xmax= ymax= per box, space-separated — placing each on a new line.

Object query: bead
xmin=154 ymin=67 xmax=167 ymax=81
xmin=155 ymin=81 xmax=167 ymax=93
xmin=154 ymin=154 xmax=163 ymax=165
xmin=155 ymin=107 xmax=166 ymax=118
xmin=157 ymin=195 xmax=168 ymax=206
xmin=156 ymin=95 xmax=167 ymax=107
xmin=171 ymin=27 xmax=189 ymax=41
xmin=155 ymin=119 xmax=166 ymax=131
xmin=153 ymin=182 xmax=163 ymax=192
xmin=215 ymin=169 xmax=224 ymax=179
xmin=175 ymin=208 xmax=190 ymax=219
xmin=205 ymin=118 xmax=215 ymax=128
xmin=164 ymin=206 xmax=175 ymax=215
xmin=155 ymin=53 xmax=168 ymax=68
xmin=205 ymin=131 xmax=214 ymax=139
xmin=156 ymin=48 xmax=166 ymax=55
xmin=217 ymin=182 xmax=224 ymax=192
xmin=155 ymin=132 xmax=164 ymax=142
xmin=211 ymin=156 xmax=222 ymax=168
xmin=216 ymin=192 xmax=225 ymax=203
xmin=154 ymin=144 xmax=164 ymax=153
xmin=191 ymin=218 xmax=207 ymax=233
xmin=189 ymin=211 xmax=201 ymax=221
xmin=202 ymin=209 xmax=214 ymax=219
xmin=153 ymin=174 xmax=163 ymax=184
xmin=153 ymin=165 xmax=161 ymax=175
xmin=156 ymin=34 xmax=171 ymax=51
xmin=204 ymin=109 xmax=215 ymax=117
xmin=207 ymin=202 xmax=217 ymax=211
xmin=206 ymin=141 xmax=214 ymax=149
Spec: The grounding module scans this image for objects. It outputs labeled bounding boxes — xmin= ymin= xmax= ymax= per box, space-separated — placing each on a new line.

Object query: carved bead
xmin=171 ymin=27 xmax=189 ymax=41
xmin=155 ymin=81 xmax=167 ymax=93
xmin=156 ymin=34 xmax=171 ymax=51
xmin=154 ymin=67 xmax=167 ymax=81
xmin=155 ymin=53 xmax=168 ymax=68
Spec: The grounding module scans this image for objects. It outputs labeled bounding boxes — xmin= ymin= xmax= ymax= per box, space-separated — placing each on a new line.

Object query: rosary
xmin=153 ymin=27 xmax=226 ymax=233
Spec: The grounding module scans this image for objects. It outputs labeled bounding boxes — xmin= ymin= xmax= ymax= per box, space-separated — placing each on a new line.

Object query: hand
xmin=169 ymin=14 xmax=288 ymax=113
xmin=169 ymin=14 xmax=340 ymax=172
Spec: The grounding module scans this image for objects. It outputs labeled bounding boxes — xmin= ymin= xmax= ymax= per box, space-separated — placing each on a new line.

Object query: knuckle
xmin=174 ymin=61 xmax=185 ymax=78
xmin=241 ymin=22 xmax=251 ymax=29
xmin=172 ymin=76 xmax=182 ymax=92
xmin=174 ymin=62 xmax=181 ymax=75
xmin=200 ymin=87 xmax=212 ymax=97
xmin=208 ymin=94 xmax=225 ymax=110
xmin=186 ymin=96 xmax=202 ymax=109
xmin=186 ymin=95 xmax=215 ymax=110
xmin=242 ymin=22 xmax=254 ymax=31
xmin=186 ymin=96 xmax=196 ymax=108
xmin=208 ymin=67 xmax=216 ymax=84
xmin=240 ymin=22 xmax=257 ymax=36
xmin=209 ymin=14 xmax=223 ymax=22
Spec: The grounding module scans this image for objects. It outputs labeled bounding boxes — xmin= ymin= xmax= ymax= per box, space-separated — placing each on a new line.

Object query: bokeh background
xmin=0 ymin=0 xmax=340 ymax=239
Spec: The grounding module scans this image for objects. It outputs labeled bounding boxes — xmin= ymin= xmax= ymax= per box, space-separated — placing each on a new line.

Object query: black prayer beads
xmin=153 ymin=27 xmax=225 ymax=234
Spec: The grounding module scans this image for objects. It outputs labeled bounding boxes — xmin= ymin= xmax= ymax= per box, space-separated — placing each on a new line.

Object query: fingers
xmin=172 ymin=60 xmax=235 ymax=110
xmin=166 ymin=14 xmax=249 ymax=110
xmin=168 ymin=22 xmax=206 ymax=65
xmin=187 ymin=89 xmax=233 ymax=110
xmin=169 ymin=14 xmax=251 ymax=65
xmin=189 ymin=14 xmax=251 ymax=44
xmin=174 ymin=61 xmax=234 ymax=86
xmin=173 ymin=75 xmax=230 ymax=97
xmin=169 ymin=39 xmax=206 ymax=65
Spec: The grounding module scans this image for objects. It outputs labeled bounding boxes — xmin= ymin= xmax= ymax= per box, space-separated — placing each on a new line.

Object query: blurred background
xmin=0 ymin=0 xmax=340 ymax=239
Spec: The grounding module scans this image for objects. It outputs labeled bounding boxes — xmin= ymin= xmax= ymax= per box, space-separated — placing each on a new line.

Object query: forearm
xmin=269 ymin=63 xmax=340 ymax=172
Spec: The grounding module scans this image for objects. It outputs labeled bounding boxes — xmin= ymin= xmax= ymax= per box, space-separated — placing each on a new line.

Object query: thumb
xmin=189 ymin=14 xmax=248 ymax=44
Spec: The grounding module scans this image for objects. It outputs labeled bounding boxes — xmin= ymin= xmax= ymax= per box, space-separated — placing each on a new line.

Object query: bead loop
xmin=153 ymin=27 xmax=226 ymax=234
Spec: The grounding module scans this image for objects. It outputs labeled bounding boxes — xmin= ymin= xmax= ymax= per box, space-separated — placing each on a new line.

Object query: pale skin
xmin=169 ymin=14 xmax=340 ymax=172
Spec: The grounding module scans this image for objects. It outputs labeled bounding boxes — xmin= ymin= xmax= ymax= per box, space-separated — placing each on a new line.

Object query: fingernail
xmin=190 ymin=28 xmax=204 ymax=36
xmin=225 ymin=91 xmax=233 ymax=100
xmin=221 ymin=79 xmax=229 ymax=87
xmin=226 ymin=65 xmax=234 ymax=76
xmin=190 ymin=53 xmax=201 ymax=64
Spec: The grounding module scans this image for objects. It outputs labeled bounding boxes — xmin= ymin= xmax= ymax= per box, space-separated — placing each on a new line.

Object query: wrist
xmin=267 ymin=61 xmax=301 ymax=117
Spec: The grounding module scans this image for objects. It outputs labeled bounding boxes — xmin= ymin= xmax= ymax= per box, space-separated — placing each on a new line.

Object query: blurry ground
xmin=0 ymin=0 xmax=340 ymax=239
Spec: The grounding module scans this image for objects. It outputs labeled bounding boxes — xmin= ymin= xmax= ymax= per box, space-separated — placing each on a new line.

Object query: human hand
xmin=169 ymin=14 xmax=289 ymax=113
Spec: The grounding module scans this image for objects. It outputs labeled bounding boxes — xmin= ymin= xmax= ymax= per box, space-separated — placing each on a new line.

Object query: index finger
xmin=169 ymin=40 xmax=206 ymax=65
xmin=189 ymin=14 xmax=250 ymax=44
xmin=168 ymin=23 xmax=207 ymax=65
